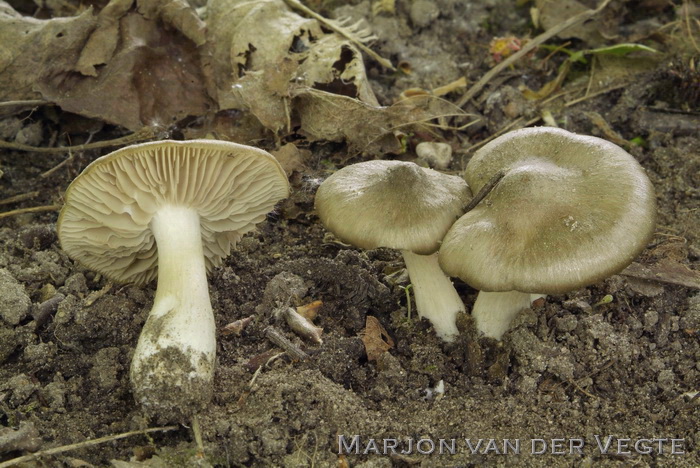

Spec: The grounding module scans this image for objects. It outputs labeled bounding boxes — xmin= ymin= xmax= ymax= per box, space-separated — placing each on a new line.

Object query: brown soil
xmin=1 ymin=0 xmax=699 ymax=467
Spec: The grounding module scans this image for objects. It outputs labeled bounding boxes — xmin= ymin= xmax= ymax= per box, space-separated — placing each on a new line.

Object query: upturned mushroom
xmin=57 ymin=140 xmax=289 ymax=418
xmin=315 ymin=160 xmax=471 ymax=341
xmin=439 ymin=127 xmax=656 ymax=339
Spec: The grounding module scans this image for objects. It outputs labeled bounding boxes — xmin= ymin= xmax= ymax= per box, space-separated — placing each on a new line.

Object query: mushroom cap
xmin=57 ymin=140 xmax=289 ymax=285
xmin=315 ymin=160 xmax=471 ymax=255
xmin=439 ymin=127 xmax=656 ymax=294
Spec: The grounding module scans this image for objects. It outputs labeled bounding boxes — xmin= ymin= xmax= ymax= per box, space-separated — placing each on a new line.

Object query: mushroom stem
xmin=471 ymin=291 xmax=541 ymax=339
xmin=401 ymin=250 xmax=465 ymax=342
xmin=130 ymin=205 xmax=216 ymax=417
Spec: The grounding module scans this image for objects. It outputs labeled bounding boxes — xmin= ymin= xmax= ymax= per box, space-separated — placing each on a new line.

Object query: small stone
xmin=61 ymin=273 xmax=88 ymax=296
xmin=554 ymin=314 xmax=578 ymax=333
xmin=41 ymin=375 xmax=67 ymax=412
xmin=0 ymin=268 xmax=31 ymax=325
xmin=0 ymin=327 xmax=20 ymax=365
xmin=643 ymin=309 xmax=659 ymax=331
xmin=14 ymin=121 xmax=43 ymax=146
xmin=0 ymin=421 xmax=42 ymax=454
xmin=680 ymin=293 xmax=700 ymax=330
xmin=39 ymin=283 xmax=57 ymax=302
xmin=3 ymin=374 xmax=39 ymax=407
xmin=657 ymin=369 xmax=675 ymax=391
xmin=415 ymin=141 xmax=453 ymax=170
xmin=23 ymin=342 xmax=57 ymax=364
xmin=376 ymin=351 xmax=406 ymax=380
xmin=409 ymin=0 xmax=440 ymax=28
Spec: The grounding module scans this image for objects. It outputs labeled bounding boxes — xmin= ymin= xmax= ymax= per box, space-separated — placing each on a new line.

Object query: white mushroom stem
xmin=130 ymin=205 xmax=216 ymax=415
xmin=401 ymin=250 xmax=465 ymax=342
xmin=472 ymin=291 xmax=544 ymax=340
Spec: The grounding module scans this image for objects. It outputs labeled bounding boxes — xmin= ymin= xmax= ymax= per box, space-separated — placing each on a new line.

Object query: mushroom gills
xmin=130 ymin=205 xmax=216 ymax=418
xmin=471 ymin=291 xmax=543 ymax=340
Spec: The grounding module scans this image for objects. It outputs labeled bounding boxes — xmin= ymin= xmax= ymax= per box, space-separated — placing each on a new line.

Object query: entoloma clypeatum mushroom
xmin=57 ymin=140 xmax=289 ymax=418
xmin=315 ymin=160 xmax=471 ymax=341
xmin=439 ymin=127 xmax=656 ymax=339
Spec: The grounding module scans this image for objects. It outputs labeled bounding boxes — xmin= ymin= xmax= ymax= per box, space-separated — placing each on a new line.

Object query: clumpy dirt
xmin=1 ymin=0 xmax=699 ymax=467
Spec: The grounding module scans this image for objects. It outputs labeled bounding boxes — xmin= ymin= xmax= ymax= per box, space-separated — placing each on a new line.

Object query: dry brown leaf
xmin=137 ymin=0 xmax=206 ymax=46
xmin=230 ymin=59 xmax=300 ymax=133
xmin=293 ymin=89 xmax=402 ymax=154
xmin=76 ymin=0 xmax=134 ymax=76
xmin=360 ymin=316 xmax=394 ymax=362
xmin=296 ymin=300 xmax=322 ymax=321
xmin=535 ymin=0 xmax=612 ymax=45
xmin=204 ymin=0 xmax=378 ymax=135
xmin=222 ymin=315 xmax=255 ymax=336
xmin=0 ymin=3 xmax=96 ymax=101
xmin=294 ymin=89 xmax=474 ymax=155
xmin=1 ymin=0 xmax=211 ymax=130
xmin=38 ymin=12 xmax=211 ymax=130
xmin=271 ymin=143 xmax=310 ymax=176
xmin=621 ymin=261 xmax=700 ymax=290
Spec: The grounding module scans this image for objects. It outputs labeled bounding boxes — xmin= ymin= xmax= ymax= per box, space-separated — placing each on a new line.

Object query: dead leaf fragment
xmin=204 ymin=0 xmax=378 ymax=136
xmin=271 ymin=143 xmax=310 ymax=176
xmin=1 ymin=0 xmax=210 ymax=129
xmin=535 ymin=0 xmax=612 ymax=45
xmin=360 ymin=316 xmax=394 ymax=361
xmin=296 ymin=300 xmax=323 ymax=321
xmin=294 ymin=89 xmax=474 ymax=155
xmin=222 ymin=315 xmax=255 ymax=336
xmin=137 ymin=0 xmax=206 ymax=46
xmin=76 ymin=0 xmax=134 ymax=76
xmin=621 ymin=261 xmax=700 ymax=289
xmin=38 ymin=11 xmax=212 ymax=130
xmin=0 ymin=3 xmax=97 ymax=101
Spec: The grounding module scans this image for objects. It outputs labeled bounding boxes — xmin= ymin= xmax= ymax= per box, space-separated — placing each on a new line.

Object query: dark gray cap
xmin=439 ymin=127 xmax=656 ymax=294
xmin=315 ymin=160 xmax=471 ymax=255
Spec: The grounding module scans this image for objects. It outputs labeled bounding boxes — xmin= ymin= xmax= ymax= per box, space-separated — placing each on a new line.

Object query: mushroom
xmin=57 ymin=140 xmax=289 ymax=418
xmin=315 ymin=160 xmax=471 ymax=341
xmin=439 ymin=127 xmax=656 ymax=339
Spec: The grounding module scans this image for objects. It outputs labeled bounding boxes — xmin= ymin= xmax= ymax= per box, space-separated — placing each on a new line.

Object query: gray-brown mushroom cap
xmin=439 ymin=127 xmax=656 ymax=294
xmin=315 ymin=160 xmax=471 ymax=255
xmin=57 ymin=139 xmax=290 ymax=285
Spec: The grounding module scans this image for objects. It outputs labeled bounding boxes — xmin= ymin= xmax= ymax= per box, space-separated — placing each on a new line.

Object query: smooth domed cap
xmin=58 ymin=140 xmax=289 ymax=285
xmin=315 ymin=160 xmax=471 ymax=255
xmin=439 ymin=127 xmax=656 ymax=294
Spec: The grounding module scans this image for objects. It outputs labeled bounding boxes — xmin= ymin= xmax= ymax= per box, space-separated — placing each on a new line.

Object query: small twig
xmin=0 ymin=127 xmax=155 ymax=153
xmin=40 ymin=152 xmax=75 ymax=179
xmin=0 ymin=204 xmax=61 ymax=220
xmin=460 ymin=116 xmax=529 ymax=155
xmin=0 ymin=100 xmax=49 ymax=109
xmin=248 ymin=352 xmax=285 ymax=391
xmin=32 ymin=293 xmax=66 ymax=327
xmin=568 ymin=379 xmax=596 ymax=398
xmin=683 ymin=0 xmax=700 ymax=53
xmin=563 ymin=83 xmax=626 ymax=108
xmin=399 ymin=284 xmax=413 ymax=320
xmin=0 ymin=426 xmax=178 ymax=468
xmin=238 ymin=352 xmax=285 ymax=407
xmin=83 ymin=282 xmax=113 ymax=307
xmin=283 ymin=0 xmax=395 ymax=70
xmin=264 ymin=326 xmax=310 ymax=361
xmin=463 ymin=171 xmax=505 ymax=213
xmin=457 ymin=0 xmax=613 ymax=107
xmin=0 ymin=191 xmax=40 ymax=206
xmin=192 ymin=415 xmax=205 ymax=459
